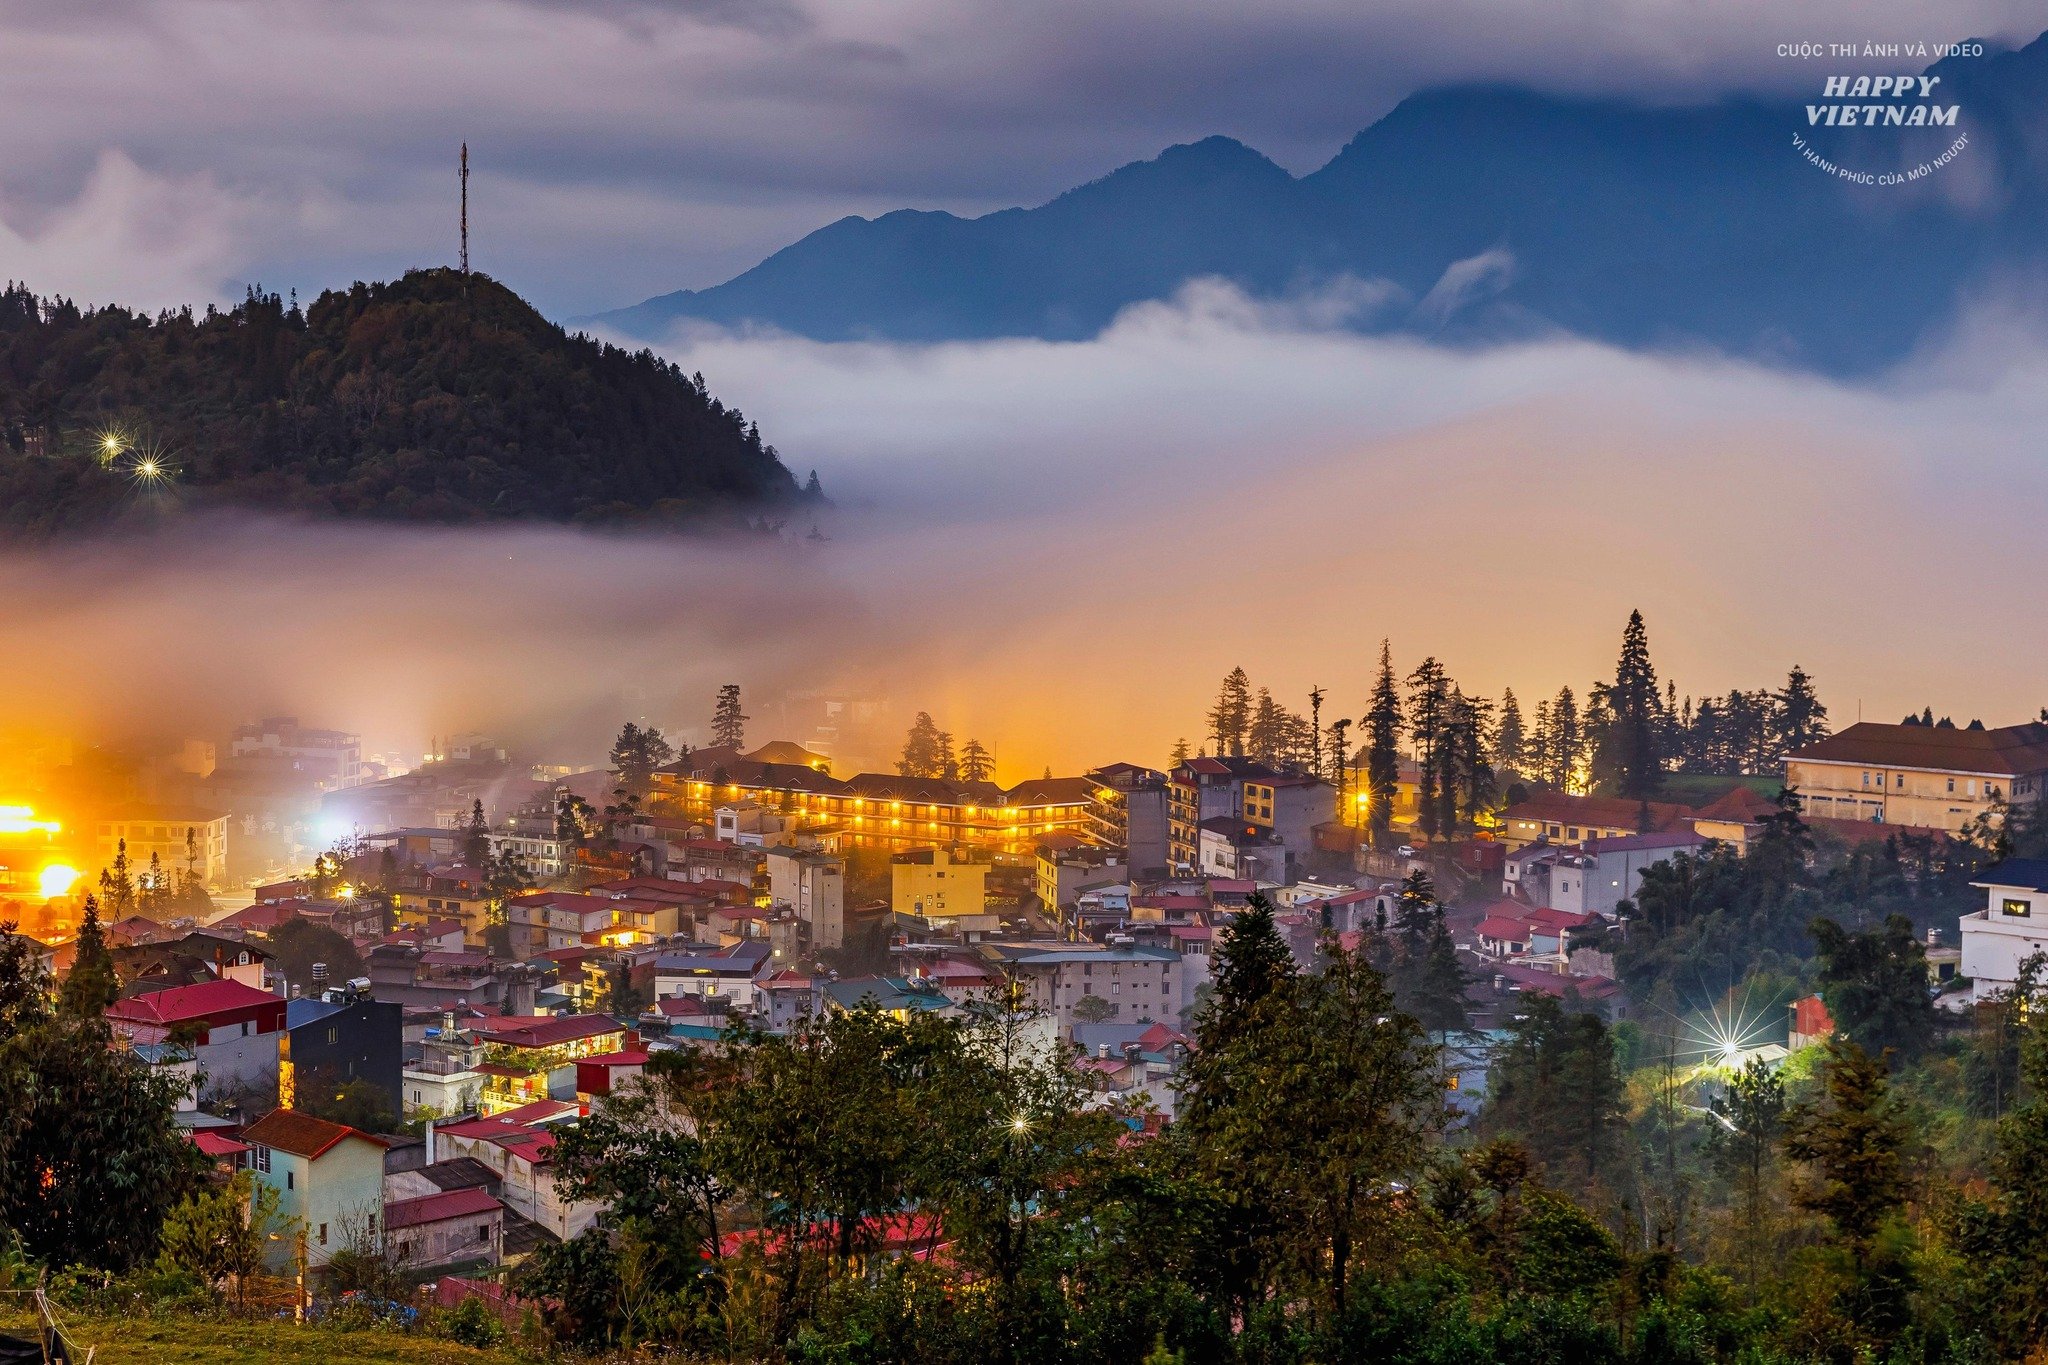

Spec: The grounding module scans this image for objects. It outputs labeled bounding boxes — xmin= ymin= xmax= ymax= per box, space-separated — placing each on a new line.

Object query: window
xmin=1896 ymin=774 xmax=1904 ymax=788
xmin=252 ymin=1145 xmax=271 ymax=1173
xmin=1947 ymin=778 xmax=1955 ymax=793
xmin=286 ymin=1171 xmax=294 ymax=1190
xmin=318 ymin=1223 xmax=328 ymax=1245
xmin=477 ymin=1224 xmax=490 ymax=1243
xmin=2005 ymin=898 xmax=2031 ymax=919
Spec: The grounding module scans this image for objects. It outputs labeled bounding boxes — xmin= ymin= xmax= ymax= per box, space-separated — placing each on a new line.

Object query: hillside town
xmin=6 ymin=612 xmax=2048 ymax=1359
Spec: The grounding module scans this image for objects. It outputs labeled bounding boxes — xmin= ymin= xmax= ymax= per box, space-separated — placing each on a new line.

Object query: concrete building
xmin=891 ymin=847 xmax=990 ymax=920
xmin=766 ymin=846 xmax=845 ymax=950
xmin=95 ymin=809 xmax=229 ymax=890
xmin=1084 ymin=763 xmax=1172 ymax=876
xmin=1505 ymin=831 xmax=1708 ymax=918
xmin=1962 ymin=859 xmax=2048 ymax=999
xmin=385 ymin=1187 xmax=504 ymax=1272
xmin=1788 ymin=721 xmax=2048 ymax=833
xmin=230 ymin=717 xmax=365 ymax=789
xmin=283 ymin=995 xmax=403 ymax=1118
xmin=241 ymin=1109 xmax=389 ymax=1269
xmin=1498 ymin=793 xmax=1696 ymax=852
xmin=981 ymin=941 xmax=1184 ymax=1031
xmin=106 ymin=978 xmax=286 ymax=1101
xmin=1035 ymin=841 xmax=1127 ymax=928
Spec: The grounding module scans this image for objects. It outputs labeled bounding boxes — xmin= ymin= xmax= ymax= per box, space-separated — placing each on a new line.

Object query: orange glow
xmin=38 ymin=864 xmax=80 ymax=898
xmin=0 ymin=804 xmax=60 ymax=836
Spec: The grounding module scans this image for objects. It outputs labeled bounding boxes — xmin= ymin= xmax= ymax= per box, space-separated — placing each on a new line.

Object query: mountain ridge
xmin=584 ymin=30 xmax=2048 ymax=373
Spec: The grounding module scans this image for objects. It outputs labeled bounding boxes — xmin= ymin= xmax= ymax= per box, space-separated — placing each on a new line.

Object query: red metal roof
xmin=241 ymin=1108 xmax=385 ymax=1160
xmin=470 ymin=1013 xmax=624 ymax=1049
xmin=105 ymin=978 xmax=283 ymax=1025
xmin=190 ymin=1131 xmax=250 ymax=1158
xmin=385 ymin=1186 xmax=503 ymax=1230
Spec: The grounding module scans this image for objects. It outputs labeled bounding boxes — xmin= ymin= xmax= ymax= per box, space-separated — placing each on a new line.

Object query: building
xmin=980 ymin=941 xmax=1184 ymax=1031
xmin=385 ymin=1187 xmax=504 ymax=1272
xmin=766 ymin=846 xmax=846 ymax=950
xmin=650 ymin=750 xmax=1094 ymax=856
xmin=404 ymin=1051 xmax=485 ymax=1120
xmin=106 ymin=978 xmax=287 ymax=1101
xmin=95 ymin=809 xmax=229 ymax=889
xmin=1498 ymin=793 xmax=1695 ymax=851
xmin=230 ymin=717 xmax=365 ymax=789
xmin=1505 ymin=831 xmax=1708 ymax=917
xmin=1084 ymin=764 xmax=1171 ymax=876
xmin=433 ymin=1101 xmax=597 ymax=1239
xmin=1035 ymin=841 xmax=1127 ymax=927
xmin=1196 ymin=817 xmax=1285 ymax=881
xmin=472 ymin=1013 xmax=628 ymax=1114
xmin=891 ymin=847 xmax=990 ymax=919
xmin=1166 ymin=757 xmax=1333 ymax=874
xmin=1787 ymin=721 xmax=2048 ymax=833
xmin=1962 ymin=859 xmax=2048 ymax=999
xmin=652 ymin=941 xmax=773 ymax=1010
xmin=283 ymin=995 xmax=403 ymax=1118
xmin=241 ymin=1109 xmax=389 ymax=1269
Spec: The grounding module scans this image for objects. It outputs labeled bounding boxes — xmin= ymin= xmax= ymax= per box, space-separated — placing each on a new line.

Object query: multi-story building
xmin=980 ymin=941 xmax=1184 ymax=1031
xmin=1084 ymin=764 xmax=1171 ymax=876
xmin=1498 ymin=793 xmax=1696 ymax=851
xmin=1787 ymin=721 xmax=2048 ymax=833
xmin=891 ymin=847 xmax=990 ymax=919
xmin=241 ymin=1109 xmax=389 ymax=1269
xmin=1166 ymin=757 xmax=1334 ymax=873
xmin=106 ymin=977 xmax=286 ymax=1101
xmin=650 ymin=748 xmax=1092 ymax=856
xmin=95 ymin=808 xmax=229 ymax=890
xmin=1035 ymin=840 xmax=1127 ymax=928
xmin=1962 ymin=859 xmax=2048 ymax=1000
xmin=230 ymin=717 xmax=364 ymax=789
xmin=766 ymin=846 xmax=846 ymax=949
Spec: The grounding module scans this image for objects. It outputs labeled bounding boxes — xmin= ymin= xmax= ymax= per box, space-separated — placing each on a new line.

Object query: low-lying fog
xmin=5 ymin=278 xmax=2046 ymax=778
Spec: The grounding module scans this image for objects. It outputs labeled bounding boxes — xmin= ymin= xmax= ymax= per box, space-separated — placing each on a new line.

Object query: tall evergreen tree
xmin=462 ymin=798 xmax=491 ymax=869
xmin=58 ymin=895 xmax=118 ymax=1018
xmin=935 ymin=731 xmax=959 ymax=781
xmin=1784 ymin=1040 xmax=1908 ymax=1274
xmin=1603 ymin=608 xmax=1665 ymax=800
xmin=1406 ymin=658 xmax=1451 ymax=839
xmin=959 ymin=738 xmax=995 ymax=783
xmin=1208 ymin=668 xmax=1252 ymax=757
xmin=1548 ymin=687 xmax=1581 ymax=791
xmin=1364 ymin=641 xmax=1404 ymax=845
xmin=98 ymin=838 xmax=136 ymax=920
xmin=711 ymin=683 xmax=748 ymax=748
xmin=1494 ymin=688 xmax=1527 ymax=776
xmin=1774 ymin=665 xmax=1830 ymax=755
xmin=1246 ymin=689 xmax=1285 ymax=766
xmin=898 ymin=712 xmax=945 ymax=778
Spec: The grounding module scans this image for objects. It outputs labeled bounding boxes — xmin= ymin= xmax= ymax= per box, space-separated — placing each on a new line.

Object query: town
xmin=4 ymin=609 xmax=2048 ymax=1360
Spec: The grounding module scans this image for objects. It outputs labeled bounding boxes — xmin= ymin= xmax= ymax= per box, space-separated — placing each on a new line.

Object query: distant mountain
xmin=587 ymin=32 xmax=2048 ymax=374
xmin=0 ymin=269 xmax=801 ymax=538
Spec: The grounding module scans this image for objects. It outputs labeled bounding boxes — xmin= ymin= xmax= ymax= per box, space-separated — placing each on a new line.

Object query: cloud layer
xmin=4 ymin=283 xmax=2044 ymax=778
xmin=1 ymin=0 xmax=2041 ymax=316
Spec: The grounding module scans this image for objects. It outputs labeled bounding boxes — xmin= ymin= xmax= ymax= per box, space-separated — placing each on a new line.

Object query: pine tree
xmin=1364 ymin=641 xmax=1404 ymax=844
xmin=1495 ymin=688 xmax=1527 ymax=776
xmin=1169 ymin=737 xmax=1191 ymax=767
xmin=462 ymin=799 xmax=491 ymax=870
xmin=711 ymin=684 xmax=748 ymax=748
xmin=1785 ymin=1040 xmax=1908 ymax=1270
xmin=1549 ymin=687 xmax=1581 ymax=791
xmin=1208 ymin=668 xmax=1252 ymax=757
xmin=935 ymin=731 xmax=959 ymax=782
xmin=58 ymin=895 xmax=118 ymax=1018
xmin=98 ymin=839 xmax=136 ymax=920
xmin=1406 ymin=658 xmax=1451 ymax=839
xmin=1603 ymin=609 xmax=1664 ymax=800
xmin=898 ymin=713 xmax=944 ymax=778
xmin=959 ymin=738 xmax=995 ymax=783
xmin=1774 ymin=665 xmax=1830 ymax=755
xmin=1245 ymin=689 xmax=1283 ymax=765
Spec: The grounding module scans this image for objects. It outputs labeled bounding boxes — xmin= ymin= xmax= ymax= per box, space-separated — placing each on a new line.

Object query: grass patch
xmin=0 ymin=1308 xmax=528 ymax=1365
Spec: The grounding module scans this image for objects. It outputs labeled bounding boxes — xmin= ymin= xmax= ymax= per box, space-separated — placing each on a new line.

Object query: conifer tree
xmin=1603 ymin=609 xmax=1664 ymax=800
xmin=1785 ymin=1040 xmax=1908 ymax=1273
xmin=898 ymin=712 xmax=945 ymax=778
xmin=1495 ymin=687 xmax=1527 ymax=776
xmin=1774 ymin=664 xmax=1830 ymax=754
xmin=58 ymin=895 xmax=118 ymax=1018
xmin=1207 ymin=668 xmax=1252 ymax=758
xmin=959 ymin=738 xmax=995 ymax=783
xmin=98 ymin=838 xmax=136 ymax=920
xmin=1406 ymin=658 xmax=1451 ymax=839
xmin=1364 ymin=641 xmax=1404 ymax=845
xmin=711 ymin=684 xmax=748 ymax=748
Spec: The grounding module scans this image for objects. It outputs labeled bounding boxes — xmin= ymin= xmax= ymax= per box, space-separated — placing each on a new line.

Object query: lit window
xmin=2005 ymin=898 xmax=2031 ymax=919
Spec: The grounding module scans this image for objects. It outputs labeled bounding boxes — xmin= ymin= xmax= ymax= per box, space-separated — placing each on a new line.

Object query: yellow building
xmin=95 ymin=809 xmax=229 ymax=890
xmin=1786 ymin=721 xmax=2048 ymax=833
xmin=652 ymin=751 xmax=1092 ymax=856
xmin=891 ymin=847 xmax=990 ymax=919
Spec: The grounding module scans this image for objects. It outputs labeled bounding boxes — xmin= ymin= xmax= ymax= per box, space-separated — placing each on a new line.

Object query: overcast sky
xmin=1 ymin=0 xmax=2041 ymax=317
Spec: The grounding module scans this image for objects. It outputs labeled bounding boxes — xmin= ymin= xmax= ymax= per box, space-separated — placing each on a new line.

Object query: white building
xmin=1962 ymin=860 xmax=2048 ymax=999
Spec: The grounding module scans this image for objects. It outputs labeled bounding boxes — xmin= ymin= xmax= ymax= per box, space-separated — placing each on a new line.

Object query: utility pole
xmin=460 ymin=143 xmax=470 ymax=275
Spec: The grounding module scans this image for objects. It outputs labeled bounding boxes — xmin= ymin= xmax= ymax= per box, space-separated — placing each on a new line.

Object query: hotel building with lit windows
xmin=649 ymin=745 xmax=1095 ymax=856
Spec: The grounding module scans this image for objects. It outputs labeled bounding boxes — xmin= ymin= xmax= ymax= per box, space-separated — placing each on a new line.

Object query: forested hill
xmin=0 ymin=268 xmax=802 ymax=537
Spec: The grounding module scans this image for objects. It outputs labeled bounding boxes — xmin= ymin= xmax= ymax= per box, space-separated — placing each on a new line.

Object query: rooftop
xmin=241 ymin=1108 xmax=386 ymax=1160
xmin=1792 ymin=721 xmax=2048 ymax=776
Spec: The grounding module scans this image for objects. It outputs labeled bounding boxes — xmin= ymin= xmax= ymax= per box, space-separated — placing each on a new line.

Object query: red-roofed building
xmin=434 ymin=1102 xmax=595 ymax=1239
xmin=471 ymin=1013 xmax=629 ymax=1114
xmin=574 ymin=1050 xmax=650 ymax=1100
xmin=384 ymin=1186 xmax=505 ymax=1270
xmin=106 ymin=978 xmax=286 ymax=1100
xmin=241 ymin=1108 xmax=388 ymax=1268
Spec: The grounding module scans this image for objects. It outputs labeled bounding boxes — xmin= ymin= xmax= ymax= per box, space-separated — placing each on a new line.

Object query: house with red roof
xmin=106 ymin=977 xmax=287 ymax=1099
xmin=384 ymin=1186 xmax=505 ymax=1271
xmin=241 ymin=1108 xmax=389 ymax=1268
xmin=471 ymin=1012 xmax=629 ymax=1114
xmin=434 ymin=1101 xmax=597 ymax=1239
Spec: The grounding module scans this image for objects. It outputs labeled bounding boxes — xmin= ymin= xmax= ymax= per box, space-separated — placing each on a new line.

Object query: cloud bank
xmin=3 ymin=282 xmax=2044 ymax=778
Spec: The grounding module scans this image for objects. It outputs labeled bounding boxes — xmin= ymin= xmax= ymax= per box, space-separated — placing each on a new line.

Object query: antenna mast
xmin=459 ymin=143 xmax=470 ymax=275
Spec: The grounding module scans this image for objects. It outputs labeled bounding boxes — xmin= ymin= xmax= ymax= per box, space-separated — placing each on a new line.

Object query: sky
xmin=3 ymin=2 xmax=2047 ymax=778
xmin=0 ymin=0 xmax=2042 ymax=317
